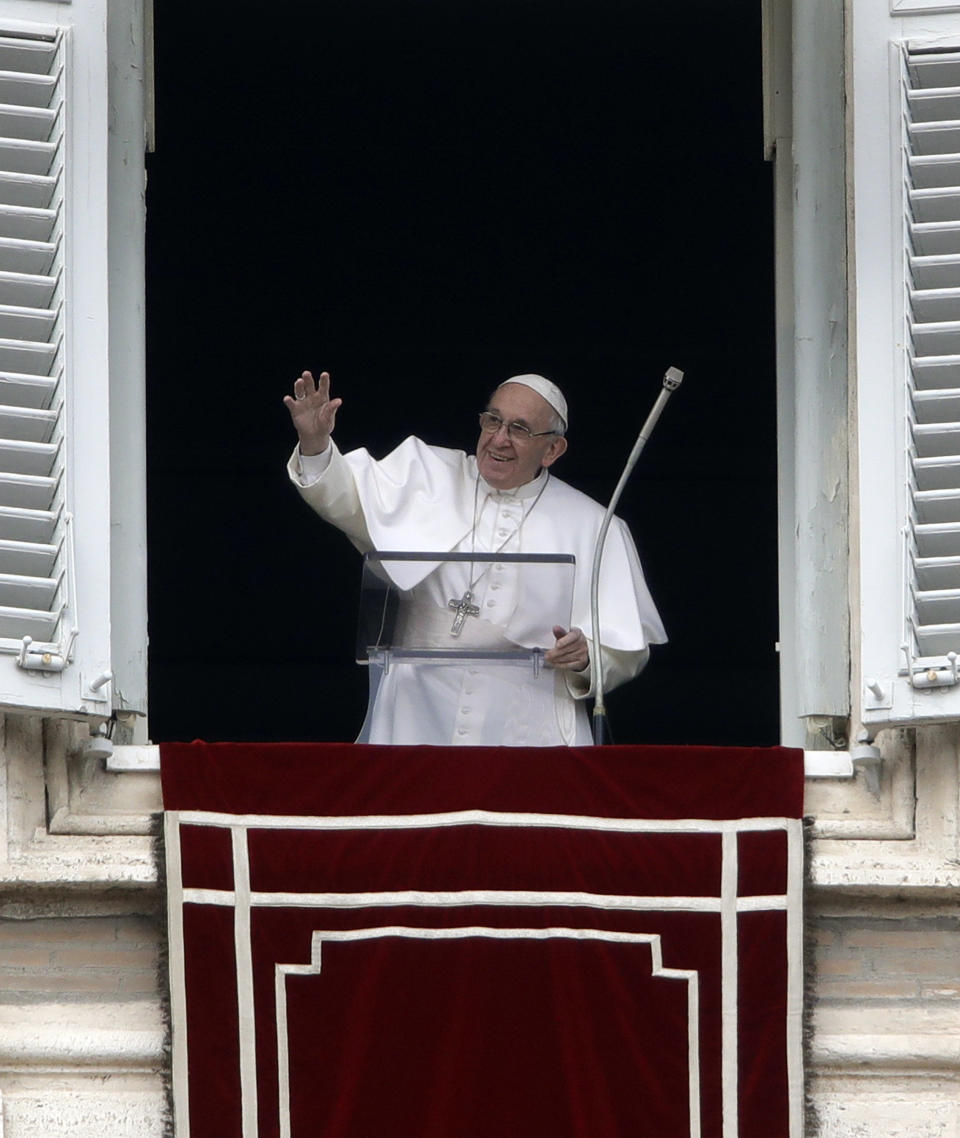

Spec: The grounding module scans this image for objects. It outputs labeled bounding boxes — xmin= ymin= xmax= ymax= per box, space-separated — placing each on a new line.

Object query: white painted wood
xmin=768 ymin=0 xmax=850 ymax=739
xmin=105 ymin=0 xmax=147 ymax=716
xmin=0 ymin=0 xmax=147 ymax=718
xmin=791 ymin=0 xmax=850 ymax=725
xmin=853 ymin=6 xmax=960 ymax=728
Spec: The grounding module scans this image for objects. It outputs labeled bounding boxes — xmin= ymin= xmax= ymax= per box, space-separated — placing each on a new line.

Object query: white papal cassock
xmin=288 ymin=436 xmax=666 ymax=746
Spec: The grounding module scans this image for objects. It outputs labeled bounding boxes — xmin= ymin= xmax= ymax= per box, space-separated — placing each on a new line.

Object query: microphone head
xmin=663 ymin=366 xmax=684 ymax=391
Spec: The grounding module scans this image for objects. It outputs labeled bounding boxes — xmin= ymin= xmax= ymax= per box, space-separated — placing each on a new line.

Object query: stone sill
xmin=108 ymin=744 xmax=854 ymax=776
xmin=812 ymin=1032 xmax=960 ymax=1072
xmin=0 ymin=1024 xmax=165 ymax=1074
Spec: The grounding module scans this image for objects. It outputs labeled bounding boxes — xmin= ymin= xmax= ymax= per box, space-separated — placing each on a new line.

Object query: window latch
xmin=900 ymin=644 xmax=960 ymax=689
xmin=17 ymin=627 xmax=78 ymax=673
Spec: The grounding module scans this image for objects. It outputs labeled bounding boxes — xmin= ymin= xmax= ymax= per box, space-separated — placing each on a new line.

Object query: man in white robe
xmin=285 ymin=370 xmax=666 ymax=745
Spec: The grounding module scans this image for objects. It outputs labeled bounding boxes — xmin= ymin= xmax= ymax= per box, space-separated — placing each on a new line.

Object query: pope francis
xmin=285 ymin=369 xmax=665 ymax=745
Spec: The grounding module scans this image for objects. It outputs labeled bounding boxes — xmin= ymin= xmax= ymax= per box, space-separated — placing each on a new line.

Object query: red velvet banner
xmin=162 ymin=743 xmax=805 ymax=1138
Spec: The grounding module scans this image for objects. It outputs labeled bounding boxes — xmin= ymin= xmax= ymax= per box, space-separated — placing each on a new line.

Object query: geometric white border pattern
xmin=275 ymin=927 xmax=701 ymax=1138
xmin=165 ymin=809 xmax=805 ymax=1138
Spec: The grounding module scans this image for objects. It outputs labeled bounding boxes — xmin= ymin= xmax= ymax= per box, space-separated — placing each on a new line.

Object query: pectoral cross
xmin=448 ymin=590 xmax=480 ymax=637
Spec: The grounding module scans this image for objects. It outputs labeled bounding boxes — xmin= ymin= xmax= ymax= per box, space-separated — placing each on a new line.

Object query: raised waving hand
xmin=283 ymin=370 xmax=342 ymax=456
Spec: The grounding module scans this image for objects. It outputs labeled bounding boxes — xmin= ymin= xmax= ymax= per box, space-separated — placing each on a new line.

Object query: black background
xmin=145 ymin=0 xmax=778 ymax=745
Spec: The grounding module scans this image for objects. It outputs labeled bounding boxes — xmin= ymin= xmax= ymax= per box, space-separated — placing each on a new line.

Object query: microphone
xmin=590 ymin=366 xmax=684 ymax=744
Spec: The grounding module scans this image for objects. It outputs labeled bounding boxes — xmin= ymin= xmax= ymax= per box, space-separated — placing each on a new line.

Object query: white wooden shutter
xmin=855 ymin=6 xmax=960 ymax=728
xmin=906 ymin=47 xmax=960 ymax=675
xmin=0 ymin=30 xmax=66 ymax=659
xmin=0 ymin=1 xmax=147 ymax=718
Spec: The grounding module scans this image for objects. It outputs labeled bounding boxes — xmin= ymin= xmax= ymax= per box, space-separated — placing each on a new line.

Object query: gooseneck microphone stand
xmin=590 ymin=366 xmax=684 ymax=744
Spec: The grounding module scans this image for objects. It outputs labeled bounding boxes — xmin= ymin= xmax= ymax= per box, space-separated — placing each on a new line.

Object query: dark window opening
xmin=146 ymin=0 xmax=778 ymax=745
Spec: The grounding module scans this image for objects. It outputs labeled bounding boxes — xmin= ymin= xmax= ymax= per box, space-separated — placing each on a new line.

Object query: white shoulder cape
xmin=341 ymin=436 xmax=666 ymax=653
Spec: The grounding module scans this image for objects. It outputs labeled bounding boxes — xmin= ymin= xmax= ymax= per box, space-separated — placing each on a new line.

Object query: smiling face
xmin=475 ymin=382 xmax=568 ymax=490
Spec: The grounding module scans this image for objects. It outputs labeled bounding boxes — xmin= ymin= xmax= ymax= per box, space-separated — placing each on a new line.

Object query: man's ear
xmin=541 ymin=436 xmax=568 ymax=469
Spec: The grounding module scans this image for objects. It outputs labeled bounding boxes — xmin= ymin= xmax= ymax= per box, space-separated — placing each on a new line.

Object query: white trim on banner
xmin=786 ymin=816 xmax=805 ymax=1138
xmin=165 ymin=809 xmax=804 ymax=1138
xmin=231 ymin=826 xmax=258 ymax=1138
xmin=274 ymin=927 xmax=702 ymax=1138
xmin=175 ymin=808 xmax=798 ymax=834
xmin=164 ymin=811 xmax=190 ymax=1138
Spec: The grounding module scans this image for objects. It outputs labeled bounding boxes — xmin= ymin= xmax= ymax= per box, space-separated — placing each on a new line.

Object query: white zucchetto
xmin=497 ymin=374 xmax=568 ymax=429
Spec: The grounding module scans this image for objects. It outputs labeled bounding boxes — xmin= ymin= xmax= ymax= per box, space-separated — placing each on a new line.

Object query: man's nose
xmin=492 ymin=421 xmax=512 ymax=444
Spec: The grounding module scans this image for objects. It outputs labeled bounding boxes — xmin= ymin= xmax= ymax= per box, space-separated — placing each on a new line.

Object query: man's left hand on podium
xmin=546 ymin=626 xmax=590 ymax=672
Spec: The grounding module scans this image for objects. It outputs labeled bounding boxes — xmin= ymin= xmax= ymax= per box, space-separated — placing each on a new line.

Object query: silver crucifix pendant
xmin=448 ymin=590 xmax=480 ymax=636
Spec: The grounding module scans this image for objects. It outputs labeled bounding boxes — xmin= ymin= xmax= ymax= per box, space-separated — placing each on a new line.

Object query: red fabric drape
xmin=163 ymin=743 xmax=804 ymax=1138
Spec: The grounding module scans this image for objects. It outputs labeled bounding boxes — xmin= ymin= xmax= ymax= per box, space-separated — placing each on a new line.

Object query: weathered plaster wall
xmin=0 ymin=715 xmax=164 ymax=1136
xmin=806 ymin=725 xmax=960 ymax=1136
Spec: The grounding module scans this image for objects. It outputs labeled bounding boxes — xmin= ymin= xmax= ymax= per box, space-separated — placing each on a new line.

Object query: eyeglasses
xmin=478 ymin=411 xmax=560 ymax=441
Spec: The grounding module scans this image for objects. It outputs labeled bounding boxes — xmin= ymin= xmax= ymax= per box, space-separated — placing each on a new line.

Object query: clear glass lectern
xmin=356 ymin=551 xmax=576 ymax=744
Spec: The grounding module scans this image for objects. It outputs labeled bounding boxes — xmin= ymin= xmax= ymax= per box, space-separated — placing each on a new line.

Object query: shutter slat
xmin=911 ymin=355 xmax=960 ymax=388
xmin=915 ymin=586 xmax=960 ymax=619
xmin=911 ymin=188 xmax=960 ymax=223
xmin=915 ymin=554 xmax=960 ymax=590
xmin=908 ymin=88 xmax=960 ymax=122
xmin=0 ymin=39 xmax=57 ymax=78
xmin=0 ymin=71 xmax=56 ymax=110
xmin=913 ymin=454 xmax=960 ymax=490
xmin=0 ymin=438 xmax=58 ymax=477
xmin=0 ymin=605 xmax=61 ymax=642
xmin=0 ymin=237 xmax=56 ymax=275
xmin=0 ymin=472 xmax=57 ymax=510
xmin=0 ymin=105 xmax=58 ymax=143
xmin=0 ymin=338 xmax=58 ymax=375
xmin=913 ymin=621 xmax=960 ymax=657
xmin=910 ymin=320 xmax=960 ymax=354
xmin=909 ymin=155 xmax=960 ymax=189
xmin=912 ymin=388 xmax=960 ymax=421
xmin=914 ymin=521 xmax=960 ymax=557
xmin=0 ymin=304 xmax=57 ymax=340
xmin=0 ymin=570 xmax=58 ymax=609
xmin=0 ymin=271 xmax=56 ymax=308
xmin=0 ymin=504 xmax=57 ymax=544
xmin=909 ymin=55 xmax=960 ymax=90
xmin=0 ymin=372 xmax=57 ymax=409
xmin=0 ymin=205 xmax=56 ymax=242
xmin=0 ymin=404 xmax=56 ymax=442
xmin=0 ymin=137 xmax=57 ymax=176
xmin=0 ymin=537 xmax=55 ymax=576
xmin=910 ymin=254 xmax=960 ymax=288
xmin=910 ymin=286 xmax=960 ymax=321
xmin=0 ymin=174 xmax=57 ymax=210
xmin=914 ymin=488 xmax=960 ymax=523
xmin=909 ymin=121 xmax=960 ymax=155
xmin=911 ymin=420 xmax=960 ymax=456
xmin=911 ymin=221 xmax=960 ymax=255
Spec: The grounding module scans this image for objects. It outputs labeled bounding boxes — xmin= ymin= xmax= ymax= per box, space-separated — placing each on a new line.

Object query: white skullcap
xmin=496 ymin=374 xmax=568 ymax=428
